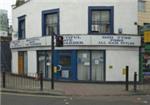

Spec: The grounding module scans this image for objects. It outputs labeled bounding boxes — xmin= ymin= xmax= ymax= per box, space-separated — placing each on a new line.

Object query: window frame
xmin=88 ymin=6 xmax=114 ymax=35
xmin=138 ymin=0 xmax=145 ymax=12
xmin=18 ymin=15 xmax=26 ymax=39
xmin=42 ymin=8 xmax=60 ymax=36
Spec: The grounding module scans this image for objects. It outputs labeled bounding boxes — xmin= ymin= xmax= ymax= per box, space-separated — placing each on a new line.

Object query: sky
xmin=0 ymin=0 xmax=16 ymax=25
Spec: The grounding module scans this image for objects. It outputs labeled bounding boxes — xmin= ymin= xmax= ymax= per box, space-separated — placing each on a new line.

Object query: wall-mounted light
xmin=118 ymin=28 xmax=123 ymax=34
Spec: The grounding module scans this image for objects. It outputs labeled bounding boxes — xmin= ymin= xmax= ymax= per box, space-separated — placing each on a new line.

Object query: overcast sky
xmin=0 ymin=0 xmax=16 ymax=25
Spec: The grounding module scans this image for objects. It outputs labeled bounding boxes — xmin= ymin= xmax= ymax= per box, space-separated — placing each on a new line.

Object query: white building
xmin=11 ymin=0 xmax=141 ymax=82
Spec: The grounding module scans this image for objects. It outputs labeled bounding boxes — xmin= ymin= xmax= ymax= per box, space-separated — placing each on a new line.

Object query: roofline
xmin=12 ymin=0 xmax=31 ymax=9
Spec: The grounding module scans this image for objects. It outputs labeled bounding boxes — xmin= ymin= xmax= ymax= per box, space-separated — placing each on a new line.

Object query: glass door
xmin=77 ymin=51 xmax=90 ymax=80
xmin=91 ymin=51 xmax=104 ymax=81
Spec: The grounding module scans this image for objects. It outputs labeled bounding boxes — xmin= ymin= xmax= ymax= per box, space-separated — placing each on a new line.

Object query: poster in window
xmin=144 ymin=53 xmax=150 ymax=69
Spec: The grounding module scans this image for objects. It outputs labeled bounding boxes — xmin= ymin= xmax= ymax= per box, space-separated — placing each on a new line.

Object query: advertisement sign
xmin=10 ymin=35 xmax=141 ymax=48
xmin=64 ymin=35 xmax=90 ymax=45
xmin=144 ymin=53 xmax=150 ymax=69
xmin=144 ymin=31 xmax=150 ymax=43
xmin=92 ymin=35 xmax=141 ymax=46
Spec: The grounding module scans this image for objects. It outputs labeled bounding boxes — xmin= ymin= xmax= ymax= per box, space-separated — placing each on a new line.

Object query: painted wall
xmin=12 ymin=0 xmax=138 ymax=40
xmin=12 ymin=51 xmax=18 ymax=74
xmin=106 ymin=49 xmax=139 ymax=81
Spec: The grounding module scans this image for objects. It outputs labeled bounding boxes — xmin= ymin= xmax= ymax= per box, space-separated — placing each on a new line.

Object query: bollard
xmin=125 ymin=66 xmax=129 ymax=91
xmin=2 ymin=71 xmax=6 ymax=88
xmin=134 ymin=72 xmax=137 ymax=92
xmin=40 ymin=72 xmax=43 ymax=91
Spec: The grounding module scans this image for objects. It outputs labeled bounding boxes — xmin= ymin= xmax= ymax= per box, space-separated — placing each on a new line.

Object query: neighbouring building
xmin=138 ymin=0 xmax=150 ymax=78
xmin=0 ymin=9 xmax=11 ymax=72
xmin=11 ymin=0 xmax=141 ymax=82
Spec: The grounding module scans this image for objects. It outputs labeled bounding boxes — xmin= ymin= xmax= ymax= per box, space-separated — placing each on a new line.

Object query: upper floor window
xmin=88 ymin=6 xmax=114 ymax=34
xmin=18 ymin=15 xmax=26 ymax=39
xmin=138 ymin=0 xmax=145 ymax=12
xmin=42 ymin=9 xmax=59 ymax=36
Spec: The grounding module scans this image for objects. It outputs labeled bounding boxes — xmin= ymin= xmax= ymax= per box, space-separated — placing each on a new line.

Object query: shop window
xmin=59 ymin=55 xmax=71 ymax=67
xmin=77 ymin=51 xmax=105 ymax=81
xmin=42 ymin=9 xmax=59 ymax=36
xmin=144 ymin=53 xmax=150 ymax=71
xmin=18 ymin=51 xmax=27 ymax=75
xmin=88 ymin=6 xmax=114 ymax=34
xmin=18 ymin=15 xmax=26 ymax=39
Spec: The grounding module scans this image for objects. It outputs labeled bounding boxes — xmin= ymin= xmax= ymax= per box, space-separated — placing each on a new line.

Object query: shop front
xmin=37 ymin=50 xmax=105 ymax=81
xmin=11 ymin=35 xmax=141 ymax=82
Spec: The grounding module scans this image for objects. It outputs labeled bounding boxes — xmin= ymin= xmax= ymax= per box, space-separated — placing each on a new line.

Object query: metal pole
xmin=40 ymin=72 xmax=43 ymax=91
xmin=2 ymin=71 xmax=6 ymax=88
xmin=125 ymin=66 xmax=129 ymax=91
xmin=134 ymin=72 xmax=137 ymax=92
xmin=51 ymin=27 xmax=54 ymax=90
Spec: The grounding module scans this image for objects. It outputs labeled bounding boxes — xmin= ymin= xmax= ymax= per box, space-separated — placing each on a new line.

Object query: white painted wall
xmin=106 ymin=49 xmax=139 ymax=81
xmin=11 ymin=51 xmax=18 ymax=74
xmin=12 ymin=0 xmax=138 ymax=40
xmin=27 ymin=50 xmax=37 ymax=77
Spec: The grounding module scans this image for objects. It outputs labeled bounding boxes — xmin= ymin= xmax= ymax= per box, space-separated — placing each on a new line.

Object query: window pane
xmin=77 ymin=51 xmax=90 ymax=80
xmin=101 ymin=11 xmax=109 ymax=24
xmin=91 ymin=51 xmax=104 ymax=81
xmin=46 ymin=13 xmax=58 ymax=35
xmin=92 ymin=11 xmax=101 ymax=24
xmin=91 ymin=10 xmax=110 ymax=33
xmin=19 ymin=19 xmax=25 ymax=39
xmin=138 ymin=1 xmax=145 ymax=12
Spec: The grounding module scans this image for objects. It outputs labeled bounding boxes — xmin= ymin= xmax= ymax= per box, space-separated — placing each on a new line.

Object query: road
xmin=1 ymin=92 xmax=150 ymax=105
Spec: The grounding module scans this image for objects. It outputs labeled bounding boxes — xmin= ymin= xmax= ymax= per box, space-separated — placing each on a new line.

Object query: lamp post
xmin=48 ymin=26 xmax=55 ymax=90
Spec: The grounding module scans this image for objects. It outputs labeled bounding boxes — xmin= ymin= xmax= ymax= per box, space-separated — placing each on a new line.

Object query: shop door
xmin=91 ymin=51 xmax=104 ymax=81
xmin=18 ymin=52 xmax=24 ymax=75
xmin=77 ymin=51 xmax=90 ymax=80
xmin=58 ymin=51 xmax=72 ymax=80
xmin=38 ymin=51 xmax=51 ymax=79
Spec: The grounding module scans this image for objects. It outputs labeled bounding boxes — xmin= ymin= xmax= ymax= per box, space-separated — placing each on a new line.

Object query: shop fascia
xmin=10 ymin=35 xmax=141 ymax=48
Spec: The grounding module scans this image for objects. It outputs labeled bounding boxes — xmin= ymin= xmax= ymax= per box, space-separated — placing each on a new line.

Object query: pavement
xmin=1 ymin=82 xmax=150 ymax=96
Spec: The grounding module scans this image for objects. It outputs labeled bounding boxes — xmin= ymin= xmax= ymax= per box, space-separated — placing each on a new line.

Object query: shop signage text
xmin=95 ymin=36 xmax=138 ymax=46
xmin=10 ymin=35 xmax=141 ymax=48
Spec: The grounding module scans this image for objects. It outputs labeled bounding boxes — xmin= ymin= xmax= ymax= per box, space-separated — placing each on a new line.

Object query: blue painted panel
xmin=53 ymin=50 xmax=77 ymax=80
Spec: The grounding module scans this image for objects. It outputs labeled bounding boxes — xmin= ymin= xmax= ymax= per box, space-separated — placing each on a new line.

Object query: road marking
xmin=69 ymin=97 xmax=73 ymax=100
xmin=65 ymin=102 xmax=69 ymax=104
xmin=0 ymin=92 xmax=67 ymax=99
xmin=143 ymin=101 xmax=148 ymax=104
xmin=137 ymin=97 xmax=141 ymax=101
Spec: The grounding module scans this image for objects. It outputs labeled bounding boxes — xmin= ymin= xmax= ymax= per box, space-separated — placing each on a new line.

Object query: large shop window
xmin=18 ymin=15 xmax=26 ymax=39
xmin=77 ymin=51 xmax=105 ymax=81
xmin=42 ymin=9 xmax=59 ymax=36
xmin=88 ymin=6 xmax=114 ymax=34
xmin=37 ymin=51 xmax=51 ymax=79
xmin=18 ymin=51 xmax=28 ymax=75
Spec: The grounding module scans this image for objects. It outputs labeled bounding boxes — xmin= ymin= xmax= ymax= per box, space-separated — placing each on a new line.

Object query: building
xmin=0 ymin=9 xmax=11 ymax=72
xmin=138 ymin=0 xmax=150 ymax=78
xmin=138 ymin=0 xmax=150 ymax=26
xmin=11 ymin=0 xmax=141 ymax=82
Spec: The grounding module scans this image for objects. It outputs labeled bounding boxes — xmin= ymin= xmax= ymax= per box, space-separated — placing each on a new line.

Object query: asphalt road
xmin=1 ymin=92 xmax=150 ymax=105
